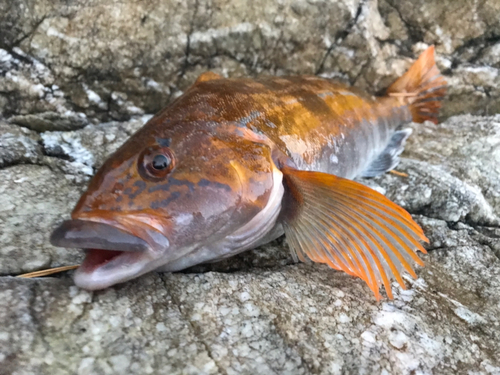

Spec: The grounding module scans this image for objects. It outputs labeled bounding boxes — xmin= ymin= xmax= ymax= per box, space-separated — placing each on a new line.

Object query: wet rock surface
xmin=1 ymin=114 xmax=500 ymax=374
xmin=1 ymin=0 xmax=500 ymax=373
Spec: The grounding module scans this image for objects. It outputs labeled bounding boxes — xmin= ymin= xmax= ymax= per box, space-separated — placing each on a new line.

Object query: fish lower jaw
xmin=73 ymin=249 xmax=157 ymax=291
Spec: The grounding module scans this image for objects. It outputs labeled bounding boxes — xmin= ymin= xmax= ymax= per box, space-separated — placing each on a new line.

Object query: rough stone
xmin=403 ymin=116 xmax=500 ymax=216
xmin=0 ymin=276 xmax=220 ymax=375
xmin=1 ymin=114 xmax=500 ymax=374
xmin=9 ymin=111 xmax=89 ymax=132
xmin=1 ymin=220 xmax=500 ymax=374
xmin=0 ymin=122 xmax=42 ymax=167
xmin=362 ymin=115 xmax=500 ymax=228
xmin=0 ymin=164 xmax=85 ymax=274
xmin=1 ymin=0 xmax=500 ymax=123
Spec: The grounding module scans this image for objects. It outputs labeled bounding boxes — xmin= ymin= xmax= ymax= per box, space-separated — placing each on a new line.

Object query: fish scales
xmin=162 ymin=75 xmax=410 ymax=178
xmin=49 ymin=46 xmax=446 ymax=299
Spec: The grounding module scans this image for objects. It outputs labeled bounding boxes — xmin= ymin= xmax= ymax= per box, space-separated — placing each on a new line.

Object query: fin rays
xmin=361 ymin=128 xmax=412 ymax=177
xmin=281 ymin=166 xmax=427 ymax=299
xmin=314 ymin=198 xmax=406 ymax=286
xmin=310 ymin=202 xmax=392 ymax=299
xmin=386 ymin=45 xmax=447 ymax=124
xmin=314 ymin=182 xmax=427 ymax=266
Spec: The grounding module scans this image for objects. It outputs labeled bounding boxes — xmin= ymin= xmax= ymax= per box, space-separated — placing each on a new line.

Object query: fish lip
xmin=51 ymin=218 xmax=168 ymax=290
xmin=50 ymin=219 xmax=149 ymax=252
xmin=73 ymin=250 xmax=154 ymax=291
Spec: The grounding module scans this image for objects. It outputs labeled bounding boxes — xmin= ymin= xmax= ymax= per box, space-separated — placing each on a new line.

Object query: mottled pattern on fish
xmin=50 ymin=46 xmax=447 ymax=299
xmin=172 ymin=75 xmax=411 ymax=178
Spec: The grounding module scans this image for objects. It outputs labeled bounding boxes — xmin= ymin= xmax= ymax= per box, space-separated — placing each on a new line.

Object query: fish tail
xmin=386 ymin=46 xmax=447 ymax=124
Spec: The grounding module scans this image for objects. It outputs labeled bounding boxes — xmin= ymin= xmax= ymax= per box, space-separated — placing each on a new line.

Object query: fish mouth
xmin=51 ymin=219 xmax=150 ymax=252
xmin=50 ymin=219 xmax=164 ymax=290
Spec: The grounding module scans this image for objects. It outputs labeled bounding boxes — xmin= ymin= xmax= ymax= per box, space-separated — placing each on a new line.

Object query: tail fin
xmin=386 ymin=46 xmax=447 ymax=124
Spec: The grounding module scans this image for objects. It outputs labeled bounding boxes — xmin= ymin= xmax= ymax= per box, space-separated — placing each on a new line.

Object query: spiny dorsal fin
xmin=387 ymin=46 xmax=447 ymax=124
xmin=361 ymin=128 xmax=412 ymax=178
xmin=280 ymin=165 xmax=428 ymax=300
xmin=195 ymin=71 xmax=223 ymax=84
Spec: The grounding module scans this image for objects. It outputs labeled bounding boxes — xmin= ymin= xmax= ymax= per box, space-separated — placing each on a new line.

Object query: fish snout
xmin=50 ymin=219 xmax=171 ymax=290
xmin=50 ymin=220 xmax=150 ymax=252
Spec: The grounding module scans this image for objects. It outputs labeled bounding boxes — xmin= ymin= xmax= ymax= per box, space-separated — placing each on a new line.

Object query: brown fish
xmin=51 ymin=46 xmax=446 ymax=299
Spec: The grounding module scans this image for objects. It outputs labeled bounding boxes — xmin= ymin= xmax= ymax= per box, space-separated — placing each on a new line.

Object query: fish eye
xmin=152 ymin=154 xmax=171 ymax=170
xmin=138 ymin=146 xmax=175 ymax=181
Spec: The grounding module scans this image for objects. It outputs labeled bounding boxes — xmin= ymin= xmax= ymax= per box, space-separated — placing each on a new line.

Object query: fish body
xmin=175 ymin=75 xmax=410 ymax=179
xmin=51 ymin=46 xmax=446 ymax=299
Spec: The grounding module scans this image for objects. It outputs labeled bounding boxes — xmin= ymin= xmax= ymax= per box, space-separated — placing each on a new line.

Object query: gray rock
xmin=1 ymin=113 xmax=500 ymax=374
xmin=1 ymin=0 xmax=500 ymax=122
xmin=363 ymin=115 xmax=500 ymax=227
xmin=0 ymin=276 xmax=220 ymax=375
xmin=0 ymin=47 xmax=76 ymax=120
xmin=0 ymin=164 xmax=85 ymax=275
xmin=0 ymin=122 xmax=42 ymax=167
xmin=40 ymin=117 xmax=147 ymax=175
xmin=369 ymin=158 xmax=499 ymax=226
xmin=1 ymin=220 xmax=500 ymax=374
xmin=9 ymin=111 xmax=89 ymax=132
xmin=405 ymin=115 xmax=500 ymax=215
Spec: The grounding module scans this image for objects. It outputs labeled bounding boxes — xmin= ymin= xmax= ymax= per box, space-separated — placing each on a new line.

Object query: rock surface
xmin=1 ymin=0 xmax=500 ymax=124
xmin=1 ymin=114 xmax=500 ymax=374
xmin=1 ymin=0 xmax=500 ymax=373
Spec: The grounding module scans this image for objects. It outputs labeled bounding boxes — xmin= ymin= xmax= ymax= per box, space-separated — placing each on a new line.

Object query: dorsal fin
xmin=280 ymin=165 xmax=428 ymax=300
xmin=361 ymin=128 xmax=412 ymax=177
xmin=195 ymin=71 xmax=223 ymax=84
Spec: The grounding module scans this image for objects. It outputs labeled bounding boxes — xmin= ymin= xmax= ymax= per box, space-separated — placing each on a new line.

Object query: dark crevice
xmin=1 ymin=46 xmax=34 ymax=65
xmin=0 ymin=148 xmax=88 ymax=175
xmin=422 ymin=218 xmax=500 ymax=259
xmin=0 ymin=159 xmax=45 ymax=170
xmin=2 ymin=15 xmax=48 ymax=51
xmin=315 ymin=0 xmax=365 ymax=75
xmin=38 ymin=139 xmax=71 ymax=161
xmin=179 ymin=257 xmax=296 ymax=275
xmin=451 ymin=34 xmax=500 ymax=68
xmin=176 ymin=0 xmax=200 ymax=88
xmin=383 ymin=0 xmax=426 ymax=51
xmin=469 ymin=232 xmax=500 ymax=260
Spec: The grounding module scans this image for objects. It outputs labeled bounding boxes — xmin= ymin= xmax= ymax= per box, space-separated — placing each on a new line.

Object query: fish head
xmin=51 ymin=122 xmax=277 ymax=290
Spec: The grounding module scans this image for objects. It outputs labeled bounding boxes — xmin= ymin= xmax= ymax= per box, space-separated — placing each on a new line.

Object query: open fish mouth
xmin=50 ymin=219 xmax=159 ymax=290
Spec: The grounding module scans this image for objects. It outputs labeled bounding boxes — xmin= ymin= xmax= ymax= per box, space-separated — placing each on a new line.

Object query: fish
xmin=50 ymin=46 xmax=446 ymax=299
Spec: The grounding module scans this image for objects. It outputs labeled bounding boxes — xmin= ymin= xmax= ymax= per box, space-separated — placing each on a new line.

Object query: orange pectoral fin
xmin=280 ymin=166 xmax=428 ymax=300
